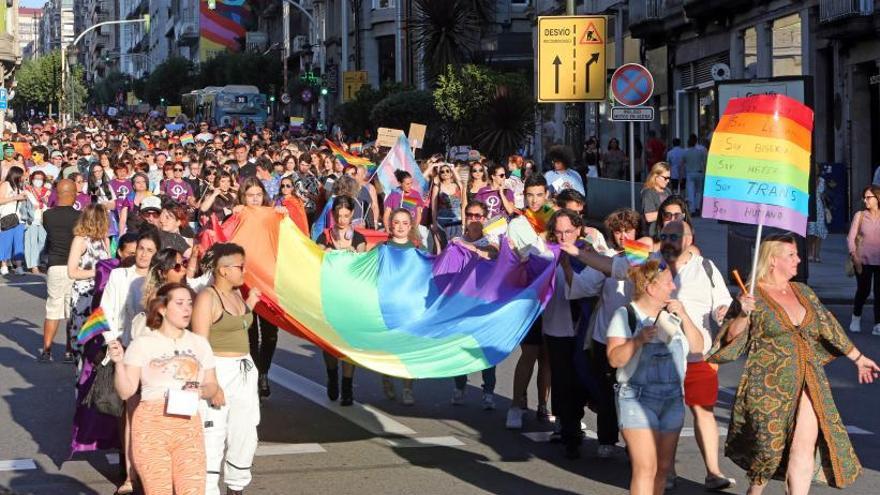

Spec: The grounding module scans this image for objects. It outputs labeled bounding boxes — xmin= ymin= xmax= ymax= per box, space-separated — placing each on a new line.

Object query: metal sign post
xmin=610 ymin=63 xmax=654 ymax=210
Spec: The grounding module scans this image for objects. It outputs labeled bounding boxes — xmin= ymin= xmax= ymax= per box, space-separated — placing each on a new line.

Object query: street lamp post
xmin=61 ymin=15 xmax=150 ymax=127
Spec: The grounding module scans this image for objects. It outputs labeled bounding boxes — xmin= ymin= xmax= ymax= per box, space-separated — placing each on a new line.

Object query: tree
xmin=412 ymin=0 xmax=481 ymax=82
xmin=332 ymin=82 xmax=405 ymax=139
xmin=139 ymin=57 xmax=195 ymax=105
xmin=91 ymin=71 xmax=129 ymax=106
xmin=369 ymin=90 xmax=442 ymax=153
xmin=15 ymin=50 xmax=87 ymax=115
xmin=195 ymin=52 xmax=282 ymax=94
xmin=472 ymin=73 xmax=535 ymax=162
xmin=432 ymin=64 xmax=494 ymax=145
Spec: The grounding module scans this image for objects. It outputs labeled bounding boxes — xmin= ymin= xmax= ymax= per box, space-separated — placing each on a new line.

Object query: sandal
xmin=115 ymin=480 xmax=134 ymax=495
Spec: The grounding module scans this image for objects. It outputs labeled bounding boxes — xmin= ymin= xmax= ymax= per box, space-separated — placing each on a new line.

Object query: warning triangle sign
xmin=580 ymin=22 xmax=603 ymax=44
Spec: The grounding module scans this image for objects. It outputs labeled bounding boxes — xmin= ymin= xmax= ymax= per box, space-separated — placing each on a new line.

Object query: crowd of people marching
xmin=2 ymin=114 xmax=878 ymax=495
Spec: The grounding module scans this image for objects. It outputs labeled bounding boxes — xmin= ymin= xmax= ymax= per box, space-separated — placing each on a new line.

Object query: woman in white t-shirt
xmin=605 ymin=259 xmax=703 ymax=495
xmin=108 ymin=283 xmax=220 ymax=495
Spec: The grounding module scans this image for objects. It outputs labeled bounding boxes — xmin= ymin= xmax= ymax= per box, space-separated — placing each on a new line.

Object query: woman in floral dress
xmin=709 ymin=234 xmax=880 ymax=494
xmin=65 ymin=204 xmax=110 ymax=363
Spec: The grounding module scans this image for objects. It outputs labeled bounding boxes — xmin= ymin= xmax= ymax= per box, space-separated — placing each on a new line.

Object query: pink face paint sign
xmin=701 ymin=94 xmax=814 ymax=236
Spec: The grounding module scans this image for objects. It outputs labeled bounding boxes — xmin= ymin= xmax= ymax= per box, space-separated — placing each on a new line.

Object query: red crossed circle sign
xmin=611 ymin=63 xmax=654 ymax=107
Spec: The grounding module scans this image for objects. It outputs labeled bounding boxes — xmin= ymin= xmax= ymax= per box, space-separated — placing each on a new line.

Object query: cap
xmin=140 ymin=195 xmax=162 ymax=213
xmin=51 ymin=150 xmax=64 ymax=158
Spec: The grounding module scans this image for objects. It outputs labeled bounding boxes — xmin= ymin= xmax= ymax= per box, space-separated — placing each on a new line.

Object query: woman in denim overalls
xmin=606 ymin=259 xmax=705 ymax=495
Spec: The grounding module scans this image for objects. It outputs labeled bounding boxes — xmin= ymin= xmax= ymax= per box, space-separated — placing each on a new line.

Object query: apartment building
xmin=39 ymin=0 xmax=74 ymax=55
xmin=19 ymin=7 xmax=42 ymax=60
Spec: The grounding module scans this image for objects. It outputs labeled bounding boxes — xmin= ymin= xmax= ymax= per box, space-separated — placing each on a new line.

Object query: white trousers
xmin=200 ymin=355 xmax=260 ymax=495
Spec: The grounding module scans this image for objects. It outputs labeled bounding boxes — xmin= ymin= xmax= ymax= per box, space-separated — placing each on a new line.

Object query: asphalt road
xmin=1 ymin=272 xmax=879 ymax=495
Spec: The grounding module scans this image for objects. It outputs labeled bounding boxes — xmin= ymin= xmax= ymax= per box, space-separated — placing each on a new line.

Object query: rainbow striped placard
xmin=701 ymin=94 xmax=813 ymax=236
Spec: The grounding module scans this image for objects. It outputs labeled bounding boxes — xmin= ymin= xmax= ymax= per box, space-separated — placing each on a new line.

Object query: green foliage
xmin=369 ymin=90 xmax=438 ymax=132
xmin=15 ymin=50 xmax=87 ymax=114
xmin=91 ymin=71 xmax=130 ymax=106
xmin=139 ymin=57 xmax=195 ymax=105
xmin=412 ymin=0 xmax=481 ymax=82
xmin=433 ymin=64 xmax=534 ymax=160
xmin=332 ymin=82 xmax=405 ymax=139
xmin=195 ymin=52 xmax=283 ymax=94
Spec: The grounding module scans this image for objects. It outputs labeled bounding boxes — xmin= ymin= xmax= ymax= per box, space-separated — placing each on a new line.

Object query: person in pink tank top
xmin=847 ymin=185 xmax=880 ymax=334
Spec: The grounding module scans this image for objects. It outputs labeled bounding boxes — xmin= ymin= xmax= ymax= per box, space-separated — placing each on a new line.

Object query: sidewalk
xmin=693 ymin=218 xmax=859 ymax=305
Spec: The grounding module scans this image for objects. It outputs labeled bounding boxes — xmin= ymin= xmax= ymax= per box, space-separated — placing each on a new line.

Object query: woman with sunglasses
xmin=121 ymin=173 xmax=154 ymax=235
xmin=160 ymin=162 xmax=195 ymax=207
xmin=847 ymin=185 xmax=880 ymax=334
xmin=431 ymin=163 xmax=464 ymax=240
xmin=605 ymin=259 xmax=703 ymax=495
xmin=473 ymin=162 xmax=515 ymax=220
xmin=463 ymin=162 xmax=489 ymax=207
xmin=641 ymin=162 xmax=673 ymax=236
xmin=275 ymin=175 xmax=309 ymax=234
xmin=709 ymin=235 xmax=879 ymax=494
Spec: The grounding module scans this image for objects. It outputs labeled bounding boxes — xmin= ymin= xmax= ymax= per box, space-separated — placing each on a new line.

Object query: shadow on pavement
xmin=4 ymin=465 xmax=102 ymax=495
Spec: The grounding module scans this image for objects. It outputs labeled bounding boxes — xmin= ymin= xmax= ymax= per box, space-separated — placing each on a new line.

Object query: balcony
xmin=816 ymin=0 xmax=878 ymax=39
xmin=628 ymin=0 xmax=688 ymax=48
xmin=683 ymin=0 xmax=753 ymax=24
xmin=176 ymin=8 xmax=199 ymax=45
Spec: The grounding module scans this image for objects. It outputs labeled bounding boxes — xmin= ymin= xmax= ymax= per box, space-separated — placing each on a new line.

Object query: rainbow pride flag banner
xmin=701 ymin=94 xmax=813 ymax=236
xmin=623 ymin=239 xmax=651 ymax=266
xmin=227 ymin=207 xmax=557 ymax=379
xmin=325 ymin=139 xmax=376 ymax=174
xmin=74 ymin=308 xmax=110 ymax=349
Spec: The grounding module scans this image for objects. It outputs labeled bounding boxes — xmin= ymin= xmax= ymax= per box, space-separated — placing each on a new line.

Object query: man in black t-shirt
xmin=39 ymin=179 xmax=81 ymax=363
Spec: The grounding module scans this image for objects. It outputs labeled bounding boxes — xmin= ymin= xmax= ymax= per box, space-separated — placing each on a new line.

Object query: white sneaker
xmin=401 ymin=388 xmax=415 ymax=406
xmin=850 ymin=315 xmax=862 ymax=333
xmin=597 ymin=444 xmax=615 ymax=459
xmin=872 ymin=324 xmax=880 ymax=336
xmin=505 ymin=407 xmax=523 ymax=429
xmin=13 ymin=266 xmax=24 ymax=276
xmin=481 ymin=393 xmax=495 ymax=410
xmin=451 ymin=388 xmax=465 ymax=405
xmin=0 ymin=265 xmax=8 ymax=275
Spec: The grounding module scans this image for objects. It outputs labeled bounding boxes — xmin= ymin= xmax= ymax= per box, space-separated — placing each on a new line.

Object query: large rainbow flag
xmin=226 ymin=207 xmax=557 ymax=378
xmin=701 ymin=94 xmax=813 ymax=236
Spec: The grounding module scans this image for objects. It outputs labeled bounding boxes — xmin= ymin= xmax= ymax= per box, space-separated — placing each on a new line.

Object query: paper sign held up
xmin=408 ymin=123 xmax=427 ymax=149
xmin=377 ymin=127 xmax=404 ymax=148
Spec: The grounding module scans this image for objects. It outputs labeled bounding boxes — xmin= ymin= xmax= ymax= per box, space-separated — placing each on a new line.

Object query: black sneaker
xmin=326 ymin=368 xmax=339 ymax=401
xmin=62 ymin=351 xmax=75 ymax=364
xmin=37 ymin=349 xmax=52 ymax=363
xmin=258 ymin=374 xmax=271 ymax=398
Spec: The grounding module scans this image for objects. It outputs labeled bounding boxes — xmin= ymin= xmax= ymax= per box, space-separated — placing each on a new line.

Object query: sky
xmin=21 ymin=0 xmax=44 ymax=8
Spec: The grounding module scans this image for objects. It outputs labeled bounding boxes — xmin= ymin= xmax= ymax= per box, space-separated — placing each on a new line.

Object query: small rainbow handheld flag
xmin=349 ymin=142 xmax=364 ymax=154
xmin=523 ymin=204 xmax=556 ymax=234
xmin=74 ymin=308 xmax=110 ymax=349
xmin=623 ymin=239 xmax=652 ymax=266
xmin=180 ymin=133 xmax=195 ymax=146
xmin=325 ymin=139 xmax=377 ymax=174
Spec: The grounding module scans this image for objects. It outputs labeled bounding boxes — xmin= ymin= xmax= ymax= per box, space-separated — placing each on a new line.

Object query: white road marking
xmin=255 ymin=442 xmax=326 ymax=456
xmin=0 ymin=281 xmax=45 ymax=287
xmin=268 ymin=365 xmax=416 ymax=436
xmin=383 ymin=436 xmax=465 ymax=448
xmin=523 ymin=425 xmax=729 ymax=442
xmin=0 ymin=459 xmax=37 ymax=471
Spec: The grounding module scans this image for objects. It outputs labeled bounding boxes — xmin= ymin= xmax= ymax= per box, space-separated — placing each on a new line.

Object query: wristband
xmin=853 ymin=352 xmax=862 ymax=363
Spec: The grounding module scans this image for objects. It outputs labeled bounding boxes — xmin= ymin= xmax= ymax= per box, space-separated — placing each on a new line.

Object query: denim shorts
xmin=615 ymin=384 xmax=685 ymax=432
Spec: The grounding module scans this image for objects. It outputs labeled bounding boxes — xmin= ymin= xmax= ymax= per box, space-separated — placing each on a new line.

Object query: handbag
xmin=81 ymin=359 xmax=125 ymax=417
xmin=0 ymin=212 xmax=19 ymax=231
xmin=845 ymin=256 xmax=855 ymax=278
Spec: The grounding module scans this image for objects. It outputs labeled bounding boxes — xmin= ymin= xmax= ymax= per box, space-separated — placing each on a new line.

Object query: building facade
xmin=38 ymin=0 xmax=75 ymax=55
xmin=19 ymin=7 xmax=42 ymax=60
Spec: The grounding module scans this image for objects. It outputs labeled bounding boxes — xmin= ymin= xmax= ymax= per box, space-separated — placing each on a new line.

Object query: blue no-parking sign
xmin=610 ymin=64 xmax=654 ymax=107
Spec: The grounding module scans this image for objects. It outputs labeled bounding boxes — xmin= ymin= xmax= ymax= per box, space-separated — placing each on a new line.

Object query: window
xmin=743 ymin=27 xmax=757 ymax=78
xmin=772 ymin=14 xmax=802 ymax=77
xmin=372 ymin=0 xmax=394 ymax=8
xmin=376 ymin=35 xmax=396 ymax=83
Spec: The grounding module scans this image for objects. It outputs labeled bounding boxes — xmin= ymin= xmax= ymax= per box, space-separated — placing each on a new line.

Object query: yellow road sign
xmin=342 ymin=71 xmax=369 ymax=102
xmin=537 ymin=16 xmax=607 ymax=102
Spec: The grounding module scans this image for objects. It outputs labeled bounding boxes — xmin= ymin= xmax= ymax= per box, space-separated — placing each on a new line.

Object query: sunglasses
xmin=281 ymin=183 xmax=294 ymax=189
xmin=661 ymin=211 xmax=683 ymax=220
xmin=659 ymin=175 xmax=671 ymax=180
xmin=174 ymin=168 xmax=184 ymax=172
xmin=658 ymin=233 xmax=687 ymax=242
xmin=494 ymin=173 xmax=506 ymax=178
xmin=142 ymin=211 xmax=160 ymax=218
xmin=472 ymin=168 xmax=484 ymax=173
xmin=169 ymin=263 xmax=185 ymax=272
xmin=465 ymin=212 xmax=485 ymax=219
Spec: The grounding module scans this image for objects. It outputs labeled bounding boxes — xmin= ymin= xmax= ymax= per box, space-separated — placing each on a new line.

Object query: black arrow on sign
xmin=585 ymin=52 xmax=600 ymax=93
xmin=552 ymin=56 xmax=562 ymax=94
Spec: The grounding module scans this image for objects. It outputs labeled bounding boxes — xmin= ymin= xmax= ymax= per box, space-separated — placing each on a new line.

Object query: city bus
xmin=181 ymin=85 xmax=269 ymax=128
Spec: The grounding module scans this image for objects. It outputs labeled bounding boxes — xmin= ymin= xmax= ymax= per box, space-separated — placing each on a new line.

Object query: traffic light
xmin=160 ymin=97 xmax=166 ymax=106
xmin=270 ymin=95 xmax=276 ymax=103
xmin=320 ymin=87 xmax=328 ymax=97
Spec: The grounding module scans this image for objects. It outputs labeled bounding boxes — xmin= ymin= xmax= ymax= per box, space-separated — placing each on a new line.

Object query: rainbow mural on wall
xmin=199 ymin=0 xmax=256 ymax=60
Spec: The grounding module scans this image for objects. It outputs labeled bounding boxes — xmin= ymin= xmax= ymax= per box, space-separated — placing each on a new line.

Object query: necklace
xmin=763 ymin=282 xmax=789 ymax=295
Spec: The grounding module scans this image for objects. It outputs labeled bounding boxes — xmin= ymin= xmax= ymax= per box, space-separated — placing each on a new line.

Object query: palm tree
xmin=474 ymin=83 xmax=535 ymax=162
xmin=412 ymin=0 xmax=481 ymax=82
